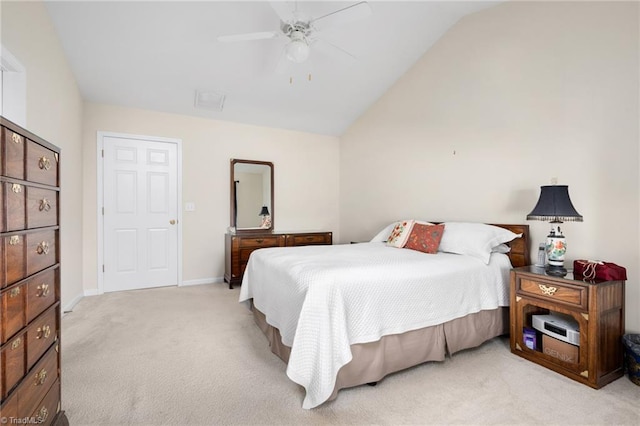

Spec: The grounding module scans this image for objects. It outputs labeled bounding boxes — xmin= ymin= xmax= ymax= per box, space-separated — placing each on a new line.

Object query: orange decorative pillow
xmin=405 ymin=223 xmax=445 ymax=254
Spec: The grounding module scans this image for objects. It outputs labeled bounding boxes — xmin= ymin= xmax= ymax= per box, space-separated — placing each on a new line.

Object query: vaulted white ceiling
xmin=45 ymin=1 xmax=500 ymax=136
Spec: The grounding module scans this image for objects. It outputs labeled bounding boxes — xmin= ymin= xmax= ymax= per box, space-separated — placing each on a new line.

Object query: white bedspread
xmin=238 ymin=242 xmax=512 ymax=409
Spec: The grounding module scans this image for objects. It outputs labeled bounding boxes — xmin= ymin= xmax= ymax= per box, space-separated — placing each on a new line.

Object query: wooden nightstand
xmin=510 ymin=266 xmax=625 ymax=388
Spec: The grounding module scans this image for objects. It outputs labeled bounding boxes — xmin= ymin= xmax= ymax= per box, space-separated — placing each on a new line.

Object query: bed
xmin=238 ymin=222 xmax=530 ymax=408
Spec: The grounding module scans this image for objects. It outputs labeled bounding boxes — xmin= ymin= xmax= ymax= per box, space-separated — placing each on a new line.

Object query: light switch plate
xmin=185 ymin=202 xmax=195 ymax=211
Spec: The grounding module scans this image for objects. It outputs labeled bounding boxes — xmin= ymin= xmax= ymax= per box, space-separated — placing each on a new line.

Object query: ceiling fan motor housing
xmin=283 ymin=23 xmax=311 ymax=63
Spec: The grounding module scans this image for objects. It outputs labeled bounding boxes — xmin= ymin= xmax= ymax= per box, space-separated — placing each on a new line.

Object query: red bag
xmin=573 ymin=260 xmax=627 ymax=281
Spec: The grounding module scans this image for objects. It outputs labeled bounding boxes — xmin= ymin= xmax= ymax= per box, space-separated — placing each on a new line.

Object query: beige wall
xmin=340 ymin=1 xmax=640 ymax=331
xmin=82 ymin=103 xmax=340 ymax=290
xmin=1 ymin=1 xmax=84 ymax=309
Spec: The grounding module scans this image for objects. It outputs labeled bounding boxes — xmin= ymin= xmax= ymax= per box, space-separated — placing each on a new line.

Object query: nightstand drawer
xmin=518 ymin=278 xmax=587 ymax=309
xmin=238 ymin=236 xmax=281 ymax=249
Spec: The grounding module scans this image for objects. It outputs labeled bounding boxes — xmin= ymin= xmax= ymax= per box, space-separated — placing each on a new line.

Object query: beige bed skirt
xmin=253 ymin=305 xmax=509 ymax=402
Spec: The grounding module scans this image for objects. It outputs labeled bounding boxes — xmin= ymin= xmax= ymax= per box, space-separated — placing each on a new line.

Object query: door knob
xmin=169 ymin=220 xmax=176 ymax=225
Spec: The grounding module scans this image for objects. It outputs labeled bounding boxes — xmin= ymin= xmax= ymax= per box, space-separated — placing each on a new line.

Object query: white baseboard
xmin=181 ymin=277 xmax=224 ymax=286
xmin=62 ymin=279 xmax=224 ymax=315
xmin=62 ymin=292 xmax=85 ymax=315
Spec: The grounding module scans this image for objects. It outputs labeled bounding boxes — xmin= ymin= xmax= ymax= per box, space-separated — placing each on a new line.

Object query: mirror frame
xmin=230 ymin=158 xmax=274 ymax=234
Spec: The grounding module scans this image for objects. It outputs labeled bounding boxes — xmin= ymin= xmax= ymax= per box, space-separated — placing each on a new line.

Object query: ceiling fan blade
xmin=310 ymin=1 xmax=372 ymax=31
xmin=217 ymin=31 xmax=279 ymax=43
xmin=269 ymin=1 xmax=296 ymax=23
xmin=313 ymin=38 xmax=357 ymax=60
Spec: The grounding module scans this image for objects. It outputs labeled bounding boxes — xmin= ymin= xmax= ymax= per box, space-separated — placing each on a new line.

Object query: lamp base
xmin=545 ymin=264 xmax=567 ymax=277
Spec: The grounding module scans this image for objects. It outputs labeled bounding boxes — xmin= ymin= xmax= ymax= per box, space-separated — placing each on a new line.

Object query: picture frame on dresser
xmin=0 ymin=116 xmax=68 ymax=425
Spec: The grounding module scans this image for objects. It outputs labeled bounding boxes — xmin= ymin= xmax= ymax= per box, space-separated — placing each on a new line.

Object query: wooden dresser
xmin=0 ymin=117 xmax=67 ymax=424
xmin=224 ymin=231 xmax=332 ymax=288
xmin=510 ymin=266 xmax=625 ymax=389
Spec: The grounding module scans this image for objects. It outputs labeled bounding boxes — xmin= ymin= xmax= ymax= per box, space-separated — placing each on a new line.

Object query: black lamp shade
xmin=259 ymin=206 xmax=270 ymax=216
xmin=527 ymin=185 xmax=583 ymax=223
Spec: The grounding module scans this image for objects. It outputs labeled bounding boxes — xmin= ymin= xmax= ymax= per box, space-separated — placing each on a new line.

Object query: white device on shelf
xmin=532 ymin=313 xmax=580 ymax=346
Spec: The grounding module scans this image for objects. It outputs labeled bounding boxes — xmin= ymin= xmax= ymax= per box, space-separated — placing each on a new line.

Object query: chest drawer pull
xmin=37 ymin=283 xmax=51 ymax=297
xmin=38 ymin=406 xmax=49 ymax=423
xmin=11 ymin=183 xmax=22 ymax=193
xmin=39 ymin=198 xmax=51 ymax=212
xmin=9 ymin=287 xmax=21 ymax=297
xmin=9 ymin=235 xmax=20 ymax=245
xmin=34 ymin=368 xmax=48 ymax=386
xmin=255 ymin=239 xmax=264 ymax=243
xmin=37 ymin=325 xmax=52 ymax=339
xmin=37 ymin=241 xmax=50 ymax=255
xmin=11 ymin=337 xmax=22 ymax=350
xmin=39 ymin=156 xmax=52 ymax=171
xmin=538 ymin=284 xmax=557 ymax=296
xmin=11 ymin=132 xmax=22 ymax=144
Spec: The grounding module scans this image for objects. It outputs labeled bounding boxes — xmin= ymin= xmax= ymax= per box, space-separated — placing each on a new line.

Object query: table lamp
xmin=526 ymin=185 xmax=583 ymax=275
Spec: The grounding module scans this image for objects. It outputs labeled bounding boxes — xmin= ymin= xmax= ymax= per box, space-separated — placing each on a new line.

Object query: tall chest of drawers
xmin=0 ymin=117 xmax=67 ymax=425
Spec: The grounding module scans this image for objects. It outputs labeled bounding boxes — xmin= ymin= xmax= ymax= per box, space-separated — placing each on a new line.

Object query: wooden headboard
xmin=492 ymin=224 xmax=530 ymax=267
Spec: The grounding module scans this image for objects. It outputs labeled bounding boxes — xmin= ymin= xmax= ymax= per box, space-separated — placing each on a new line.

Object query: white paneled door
xmin=103 ymin=136 xmax=178 ymax=292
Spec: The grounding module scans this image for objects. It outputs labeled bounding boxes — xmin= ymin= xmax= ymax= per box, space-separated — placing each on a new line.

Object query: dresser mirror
xmin=230 ymin=159 xmax=274 ymax=233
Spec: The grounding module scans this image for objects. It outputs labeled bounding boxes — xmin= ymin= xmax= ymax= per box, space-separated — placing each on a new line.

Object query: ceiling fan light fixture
xmin=285 ymin=30 xmax=310 ymax=63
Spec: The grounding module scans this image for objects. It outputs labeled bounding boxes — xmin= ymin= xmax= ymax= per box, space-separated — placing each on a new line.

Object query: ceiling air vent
xmin=194 ymin=90 xmax=225 ymax=111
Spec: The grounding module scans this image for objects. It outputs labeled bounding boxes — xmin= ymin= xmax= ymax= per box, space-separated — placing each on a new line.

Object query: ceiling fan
xmin=217 ymin=1 xmax=372 ymax=64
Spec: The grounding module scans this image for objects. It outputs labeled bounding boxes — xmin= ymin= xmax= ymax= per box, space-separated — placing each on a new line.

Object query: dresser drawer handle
xmin=38 ymin=406 xmax=49 ymax=423
xmin=255 ymin=239 xmax=264 ymax=243
xmin=9 ymin=235 xmax=20 ymax=245
xmin=34 ymin=368 xmax=48 ymax=386
xmin=37 ymin=283 xmax=51 ymax=297
xmin=9 ymin=287 xmax=21 ymax=298
xmin=39 ymin=198 xmax=51 ymax=212
xmin=11 ymin=337 xmax=22 ymax=350
xmin=37 ymin=325 xmax=52 ymax=339
xmin=11 ymin=132 xmax=21 ymax=144
xmin=11 ymin=183 xmax=22 ymax=193
xmin=37 ymin=241 xmax=50 ymax=255
xmin=39 ymin=156 xmax=52 ymax=171
xmin=538 ymin=284 xmax=558 ymax=296
xmin=305 ymin=236 xmax=314 ymax=241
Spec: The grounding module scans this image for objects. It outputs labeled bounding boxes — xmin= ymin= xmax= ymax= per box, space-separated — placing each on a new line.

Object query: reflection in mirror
xmin=231 ymin=159 xmax=273 ymax=232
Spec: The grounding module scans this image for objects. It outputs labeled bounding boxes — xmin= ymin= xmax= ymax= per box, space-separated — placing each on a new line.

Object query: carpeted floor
xmin=61 ymin=284 xmax=640 ymax=425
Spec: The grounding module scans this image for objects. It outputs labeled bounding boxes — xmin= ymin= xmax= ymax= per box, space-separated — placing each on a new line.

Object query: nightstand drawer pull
xmin=12 ymin=183 xmax=22 ymax=193
xmin=12 ymin=133 xmax=22 ymax=144
xmin=255 ymin=239 xmax=264 ymax=243
xmin=538 ymin=284 xmax=557 ymax=296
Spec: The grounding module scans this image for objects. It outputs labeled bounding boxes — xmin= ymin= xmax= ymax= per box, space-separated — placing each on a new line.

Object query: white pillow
xmin=370 ymin=222 xmax=399 ymax=242
xmin=492 ymin=243 xmax=511 ymax=254
xmin=438 ymin=222 xmax=521 ymax=264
